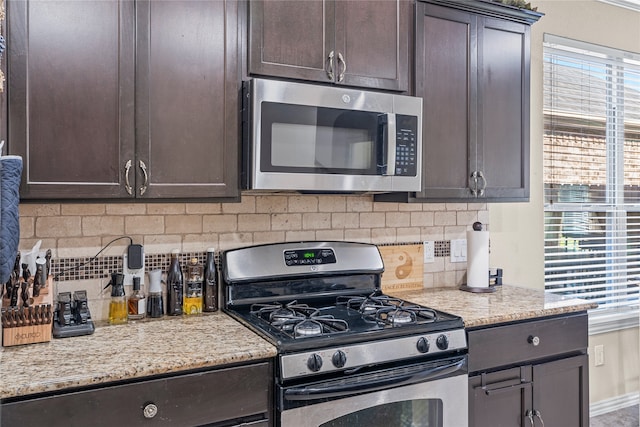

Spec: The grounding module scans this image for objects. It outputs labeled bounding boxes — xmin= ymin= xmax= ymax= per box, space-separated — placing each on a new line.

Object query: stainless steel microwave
xmin=242 ymin=78 xmax=422 ymax=193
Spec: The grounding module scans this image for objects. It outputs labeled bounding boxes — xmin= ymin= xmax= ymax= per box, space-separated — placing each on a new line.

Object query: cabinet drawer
xmin=467 ymin=313 xmax=588 ymax=373
xmin=1 ymin=362 xmax=272 ymax=427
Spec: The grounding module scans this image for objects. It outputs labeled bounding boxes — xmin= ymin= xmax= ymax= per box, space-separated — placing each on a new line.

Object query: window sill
xmin=588 ymin=308 xmax=639 ymax=335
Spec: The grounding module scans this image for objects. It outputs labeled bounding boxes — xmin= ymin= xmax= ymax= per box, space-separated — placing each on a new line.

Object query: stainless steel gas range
xmin=222 ymin=241 xmax=468 ymax=427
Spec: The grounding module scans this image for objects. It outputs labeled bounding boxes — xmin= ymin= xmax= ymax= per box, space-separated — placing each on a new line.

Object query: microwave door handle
xmin=284 ymin=356 xmax=466 ymax=401
xmin=384 ymin=113 xmax=397 ymax=176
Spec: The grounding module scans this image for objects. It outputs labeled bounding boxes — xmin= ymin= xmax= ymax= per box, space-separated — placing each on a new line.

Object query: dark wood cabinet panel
xmin=479 ymin=17 xmax=530 ymax=200
xmin=249 ymin=0 xmax=333 ymax=83
xmin=248 ymin=0 xmax=410 ymax=92
xmin=416 ymin=4 xmax=475 ymax=199
xmin=137 ymin=0 xmax=239 ymax=199
xmin=409 ymin=0 xmax=537 ymax=202
xmin=8 ymin=0 xmax=240 ymax=200
xmin=2 ymin=362 xmax=273 ymax=426
xmin=468 ymin=314 xmax=589 ymax=427
xmin=469 ymin=366 xmax=532 ymax=427
xmin=8 ymin=0 xmax=135 ymax=199
xmin=533 ymin=355 xmax=590 ymax=427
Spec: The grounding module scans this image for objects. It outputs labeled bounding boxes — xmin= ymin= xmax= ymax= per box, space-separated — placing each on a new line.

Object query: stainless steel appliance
xmin=242 ymin=79 xmax=423 ymax=193
xmin=222 ymin=241 xmax=468 ymax=427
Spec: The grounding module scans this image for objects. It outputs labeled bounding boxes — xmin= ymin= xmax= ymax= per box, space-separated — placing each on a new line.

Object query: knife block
xmin=2 ymin=275 xmax=54 ymax=347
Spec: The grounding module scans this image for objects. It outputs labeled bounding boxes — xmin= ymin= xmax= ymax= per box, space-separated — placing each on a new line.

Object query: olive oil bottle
xmin=184 ymin=257 xmax=203 ymax=315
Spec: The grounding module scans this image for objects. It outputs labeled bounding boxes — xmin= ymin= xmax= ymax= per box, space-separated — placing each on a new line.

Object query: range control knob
xmin=436 ymin=334 xmax=449 ymax=350
xmin=307 ymin=353 xmax=323 ymax=372
xmin=416 ymin=337 xmax=430 ymax=353
xmin=332 ymin=350 xmax=347 ymax=368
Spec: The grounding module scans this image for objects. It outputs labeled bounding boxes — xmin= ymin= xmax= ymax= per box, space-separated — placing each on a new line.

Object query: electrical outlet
xmin=450 ymin=239 xmax=467 ymax=263
xmin=123 ymin=253 xmax=145 ymax=286
xmin=423 ymin=241 xmax=435 ymax=263
xmin=594 ymin=344 xmax=605 ymax=366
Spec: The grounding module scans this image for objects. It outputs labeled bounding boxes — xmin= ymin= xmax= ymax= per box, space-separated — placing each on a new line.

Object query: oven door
xmin=278 ymin=355 xmax=467 ymax=427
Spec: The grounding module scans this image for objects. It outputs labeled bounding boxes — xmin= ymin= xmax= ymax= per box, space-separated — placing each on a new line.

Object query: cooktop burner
xmin=251 ymin=301 xmax=350 ymax=338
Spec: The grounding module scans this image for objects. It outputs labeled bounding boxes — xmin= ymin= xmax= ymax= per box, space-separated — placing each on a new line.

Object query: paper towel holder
xmin=460 ymin=268 xmax=503 ymax=293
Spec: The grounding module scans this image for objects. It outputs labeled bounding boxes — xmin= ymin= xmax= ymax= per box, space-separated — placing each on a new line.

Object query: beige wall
xmin=489 ymin=0 xmax=640 ymax=407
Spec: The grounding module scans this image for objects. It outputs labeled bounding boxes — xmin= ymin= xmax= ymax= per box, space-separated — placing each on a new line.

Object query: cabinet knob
xmin=528 ymin=335 xmax=540 ymax=346
xmin=143 ymin=403 xmax=158 ymax=419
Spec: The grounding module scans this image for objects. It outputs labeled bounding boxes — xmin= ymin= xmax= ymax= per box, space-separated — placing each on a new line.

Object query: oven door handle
xmin=284 ymin=356 xmax=466 ymax=401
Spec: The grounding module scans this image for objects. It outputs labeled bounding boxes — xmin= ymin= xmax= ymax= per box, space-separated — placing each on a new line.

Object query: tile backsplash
xmin=18 ymin=194 xmax=488 ymax=321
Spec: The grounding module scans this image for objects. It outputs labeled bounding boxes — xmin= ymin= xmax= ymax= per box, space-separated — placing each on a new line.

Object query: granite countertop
xmin=0 ymin=312 xmax=277 ymax=400
xmin=389 ymin=284 xmax=597 ymax=328
xmin=1 ymin=285 xmax=595 ymax=401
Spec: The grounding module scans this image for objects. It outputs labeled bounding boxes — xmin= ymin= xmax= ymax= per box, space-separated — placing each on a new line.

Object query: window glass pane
xmin=543 ymin=35 xmax=640 ymax=312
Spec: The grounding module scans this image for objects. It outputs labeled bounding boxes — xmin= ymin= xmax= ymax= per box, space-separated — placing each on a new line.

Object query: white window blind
xmin=543 ymin=34 xmax=640 ymax=313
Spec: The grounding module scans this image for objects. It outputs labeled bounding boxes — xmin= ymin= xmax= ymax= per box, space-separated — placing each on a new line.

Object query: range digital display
xmin=284 ymin=248 xmax=337 ymax=266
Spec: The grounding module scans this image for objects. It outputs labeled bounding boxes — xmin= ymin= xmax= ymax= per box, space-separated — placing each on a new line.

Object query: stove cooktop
xmin=228 ymin=293 xmax=464 ymax=353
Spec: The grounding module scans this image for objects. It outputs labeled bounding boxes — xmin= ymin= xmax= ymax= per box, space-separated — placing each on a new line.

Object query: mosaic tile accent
xmin=51 ymin=243 xmax=450 ymax=282
xmin=51 ymin=252 xmax=221 ymax=282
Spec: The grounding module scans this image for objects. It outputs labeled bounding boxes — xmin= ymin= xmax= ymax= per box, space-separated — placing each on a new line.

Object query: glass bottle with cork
xmin=184 ymin=257 xmax=203 ymax=315
xmin=166 ymin=249 xmax=184 ymax=316
xmin=127 ymin=276 xmax=146 ymax=320
xmin=203 ymin=248 xmax=218 ymax=312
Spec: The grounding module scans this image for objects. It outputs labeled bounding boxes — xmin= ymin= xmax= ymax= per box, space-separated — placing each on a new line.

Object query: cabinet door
xmin=477 ymin=17 xmax=530 ymax=200
xmin=136 ymin=0 xmax=240 ymax=198
xmin=469 ymin=366 xmax=532 ymax=427
xmin=532 ymin=354 xmax=589 ymax=427
xmin=415 ymin=3 xmax=476 ymax=199
xmin=8 ymin=0 xmax=135 ymax=199
xmin=248 ymin=0 xmax=335 ymax=84
xmin=334 ymin=0 xmax=410 ymax=91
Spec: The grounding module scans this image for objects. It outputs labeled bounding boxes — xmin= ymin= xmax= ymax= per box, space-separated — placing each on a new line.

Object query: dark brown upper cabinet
xmin=378 ymin=0 xmax=541 ymax=203
xmin=248 ymin=0 xmax=411 ymax=92
xmin=8 ymin=0 xmax=240 ymax=200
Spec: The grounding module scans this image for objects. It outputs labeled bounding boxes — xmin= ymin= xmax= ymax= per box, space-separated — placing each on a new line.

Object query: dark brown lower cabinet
xmin=1 ymin=361 xmax=273 ymax=427
xmin=468 ymin=313 xmax=590 ymax=427
xmin=470 ymin=354 xmax=589 ymax=427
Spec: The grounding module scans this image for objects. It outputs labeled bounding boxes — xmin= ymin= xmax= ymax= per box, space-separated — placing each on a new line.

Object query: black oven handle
xmin=284 ymin=356 xmax=466 ymax=401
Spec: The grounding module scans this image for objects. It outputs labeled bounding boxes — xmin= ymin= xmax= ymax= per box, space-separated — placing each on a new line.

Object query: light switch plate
xmin=450 ymin=239 xmax=467 ymax=263
xmin=423 ymin=241 xmax=435 ymax=263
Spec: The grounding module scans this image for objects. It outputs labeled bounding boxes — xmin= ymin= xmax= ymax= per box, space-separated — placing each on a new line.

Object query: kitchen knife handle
xmin=139 ymin=160 xmax=148 ymax=196
xmin=124 ymin=159 xmax=133 ymax=195
xmin=327 ymin=51 xmax=335 ymax=81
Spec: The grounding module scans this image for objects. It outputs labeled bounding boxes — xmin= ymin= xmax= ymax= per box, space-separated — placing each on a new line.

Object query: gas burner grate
xmin=250 ymin=301 xmax=349 ymax=338
xmin=337 ymin=293 xmax=440 ymax=327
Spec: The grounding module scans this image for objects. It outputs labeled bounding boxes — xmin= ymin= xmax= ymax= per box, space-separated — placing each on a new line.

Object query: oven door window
xmin=261 ymin=102 xmax=382 ymax=175
xmin=319 ymin=399 xmax=443 ymax=427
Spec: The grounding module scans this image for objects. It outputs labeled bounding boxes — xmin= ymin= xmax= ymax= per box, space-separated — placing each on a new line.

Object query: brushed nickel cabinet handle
xmin=534 ymin=410 xmax=545 ymax=426
xmin=337 ymin=52 xmax=346 ymax=82
xmin=327 ymin=51 xmax=335 ymax=81
xmin=477 ymin=170 xmax=487 ymax=197
xmin=124 ymin=159 xmax=133 ymax=195
xmin=139 ymin=160 xmax=148 ymax=196
xmin=470 ymin=171 xmax=479 ymax=196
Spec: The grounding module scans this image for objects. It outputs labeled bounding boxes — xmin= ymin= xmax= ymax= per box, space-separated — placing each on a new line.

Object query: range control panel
xmin=284 ymin=248 xmax=337 ymax=266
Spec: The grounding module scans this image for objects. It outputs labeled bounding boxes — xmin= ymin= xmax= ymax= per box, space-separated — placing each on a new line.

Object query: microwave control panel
xmin=394 ymin=115 xmax=418 ymax=176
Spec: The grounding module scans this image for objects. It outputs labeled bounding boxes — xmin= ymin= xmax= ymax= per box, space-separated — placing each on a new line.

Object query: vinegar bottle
xmin=166 ymin=249 xmax=184 ymax=316
xmin=127 ymin=276 xmax=146 ymax=320
xmin=203 ymin=248 xmax=218 ymax=312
